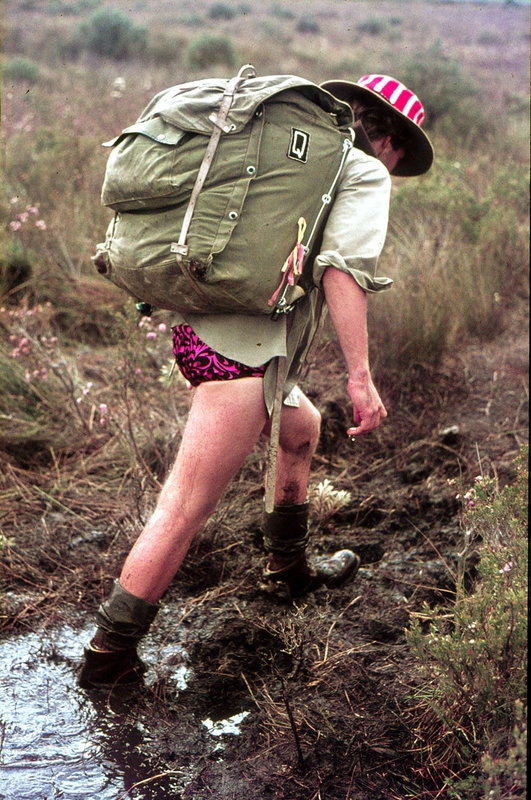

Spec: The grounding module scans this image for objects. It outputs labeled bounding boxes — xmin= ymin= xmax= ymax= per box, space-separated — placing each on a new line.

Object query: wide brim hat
xmin=321 ymin=75 xmax=434 ymax=176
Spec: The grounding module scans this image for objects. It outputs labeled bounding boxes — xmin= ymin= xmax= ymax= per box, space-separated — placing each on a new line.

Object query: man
xmin=79 ymin=74 xmax=433 ymax=690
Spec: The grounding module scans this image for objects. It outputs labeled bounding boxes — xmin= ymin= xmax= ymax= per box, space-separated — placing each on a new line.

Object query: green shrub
xmin=208 ymin=2 xmax=237 ymax=20
xmin=356 ymin=17 xmax=388 ymax=36
xmin=178 ymin=13 xmax=204 ymax=27
xmin=476 ymin=29 xmax=503 ymax=46
xmin=401 ymin=41 xmax=478 ymax=129
xmin=269 ymin=4 xmax=295 ymax=20
xmin=3 ymin=57 xmax=41 ymax=83
xmin=47 ymin=0 xmax=92 ymax=14
xmin=407 ymin=449 xmax=528 ymax=793
xmin=505 ymin=91 xmax=528 ymax=115
xmin=78 ymin=8 xmax=147 ymax=59
xmin=145 ymin=33 xmax=186 ymax=66
xmin=296 ymin=17 xmax=320 ymax=34
xmin=183 ymin=33 xmax=237 ymax=70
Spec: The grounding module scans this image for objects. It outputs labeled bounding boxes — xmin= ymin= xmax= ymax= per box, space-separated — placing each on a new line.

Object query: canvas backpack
xmin=93 ymin=65 xmax=354 ymax=318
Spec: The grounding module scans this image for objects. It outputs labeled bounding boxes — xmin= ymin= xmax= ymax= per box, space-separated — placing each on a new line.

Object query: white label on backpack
xmin=288 ymin=128 xmax=310 ymax=163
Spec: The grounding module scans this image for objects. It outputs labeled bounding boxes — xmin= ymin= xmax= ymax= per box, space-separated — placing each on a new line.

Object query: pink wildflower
xmin=35 ymin=220 xmax=47 ymax=230
xmin=10 ymin=220 xmax=22 ymax=231
xmin=98 ymin=403 xmax=109 ymax=426
xmin=158 ymin=323 xmax=167 ymax=333
xmin=499 ymin=562 xmax=513 ymax=574
xmin=146 ymin=331 xmax=157 ymax=340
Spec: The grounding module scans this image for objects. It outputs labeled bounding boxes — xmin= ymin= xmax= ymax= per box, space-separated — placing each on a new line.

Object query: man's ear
xmin=379 ymin=136 xmax=393 ymax=155
xmin=352 ymin=121 xmax=377 ymax=158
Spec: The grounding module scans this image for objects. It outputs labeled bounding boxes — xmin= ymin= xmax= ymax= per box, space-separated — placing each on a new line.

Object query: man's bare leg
xmin=119 ymin=377 xmax=268 ymax=604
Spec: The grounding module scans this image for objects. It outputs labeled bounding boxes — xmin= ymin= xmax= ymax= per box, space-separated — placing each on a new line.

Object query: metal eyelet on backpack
xmin=246 ymin=166 xmax=256 ymax=176
xmin=322 ymin=193 xmax=332 ymax=204
xmin=228 ymin=211 xmax=239 ymax=220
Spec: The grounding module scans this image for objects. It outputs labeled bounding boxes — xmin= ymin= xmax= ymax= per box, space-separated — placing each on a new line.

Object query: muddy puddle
xmin=0 ymin=624 xmax=249 ymax=800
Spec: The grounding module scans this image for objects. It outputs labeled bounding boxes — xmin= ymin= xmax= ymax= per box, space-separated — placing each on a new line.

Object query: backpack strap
xmin=264 ymin=354 xmax=288 ymax=514
xmin=172 ymin=64 xmax=257 ymax=262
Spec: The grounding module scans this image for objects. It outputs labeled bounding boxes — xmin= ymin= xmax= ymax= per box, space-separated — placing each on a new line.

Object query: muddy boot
xmin=262 ymin=502 xmax=360 ymax=597
xmin=78 ymin=581 xmax=159 ymax=690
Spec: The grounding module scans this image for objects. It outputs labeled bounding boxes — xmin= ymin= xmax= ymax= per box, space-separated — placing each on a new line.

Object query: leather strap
xmin=173 ymin=64 xmax=256 ymax=261
xmin=264 ymin=354 xmax=288 ymax=514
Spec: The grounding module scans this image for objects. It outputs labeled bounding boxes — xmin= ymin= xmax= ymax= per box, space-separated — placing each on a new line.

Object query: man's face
xmin=371 ymin=136 xmax=406 ymax=173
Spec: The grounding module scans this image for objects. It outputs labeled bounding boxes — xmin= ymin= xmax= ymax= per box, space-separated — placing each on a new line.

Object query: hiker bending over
xmin=79 ymin=74 xmax=433 ymax=690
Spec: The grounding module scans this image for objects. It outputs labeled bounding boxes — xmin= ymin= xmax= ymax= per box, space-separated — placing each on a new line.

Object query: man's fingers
xmin=347 ymin=409 xmax=386 ymax=436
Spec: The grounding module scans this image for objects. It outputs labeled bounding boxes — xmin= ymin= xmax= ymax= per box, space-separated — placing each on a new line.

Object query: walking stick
xmin=264 ymin=354 xmax=288 ymax=514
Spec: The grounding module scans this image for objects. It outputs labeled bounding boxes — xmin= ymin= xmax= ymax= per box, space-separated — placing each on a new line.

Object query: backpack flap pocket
xmin=101 ymin=117 xmax=194 ymax=211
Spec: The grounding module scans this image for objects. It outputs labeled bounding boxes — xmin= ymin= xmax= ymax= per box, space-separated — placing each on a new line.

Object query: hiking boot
xmin=78 ymin=643 xmax=146 ymax=690
xmin=264 ymin=549 xmax=360 ymax=596
xmin=78 ymin=580 xmax=159 ymax=691
xmin=261 ymin=501 xmax=360 ymax=595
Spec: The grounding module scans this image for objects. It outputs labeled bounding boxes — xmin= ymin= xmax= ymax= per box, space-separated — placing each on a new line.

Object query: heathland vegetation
xmin=1 ymin=1 xmax=528 ymax=797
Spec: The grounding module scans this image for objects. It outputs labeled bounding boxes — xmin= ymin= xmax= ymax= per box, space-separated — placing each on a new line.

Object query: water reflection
xmin=0 ymin=625 xmax=187 ymax=800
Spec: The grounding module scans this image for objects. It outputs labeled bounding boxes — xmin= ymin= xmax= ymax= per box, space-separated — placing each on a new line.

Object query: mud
xmin=0 ymin=311 xmax=528 ymax=799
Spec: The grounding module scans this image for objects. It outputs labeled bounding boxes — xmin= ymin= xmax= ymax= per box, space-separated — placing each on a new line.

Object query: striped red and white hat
xmin=321 ymin=74 xmax=433 ymax=176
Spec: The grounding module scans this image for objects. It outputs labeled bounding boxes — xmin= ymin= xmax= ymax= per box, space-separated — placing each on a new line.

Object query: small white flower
xmin=312 ymin=479 xmax=352 ymax=519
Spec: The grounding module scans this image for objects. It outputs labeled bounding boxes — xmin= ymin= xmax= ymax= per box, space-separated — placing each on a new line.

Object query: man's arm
xmin=322 ymin=266 xmax=387 ymax=436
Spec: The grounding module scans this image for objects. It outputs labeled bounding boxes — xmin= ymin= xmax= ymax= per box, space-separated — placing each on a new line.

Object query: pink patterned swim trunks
xmin=171 ymin=324 xmax=267 ymax=386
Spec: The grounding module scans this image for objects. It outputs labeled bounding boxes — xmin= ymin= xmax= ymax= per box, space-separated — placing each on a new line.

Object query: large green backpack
xmin=93 ymin=66 xmax=354 ymax=318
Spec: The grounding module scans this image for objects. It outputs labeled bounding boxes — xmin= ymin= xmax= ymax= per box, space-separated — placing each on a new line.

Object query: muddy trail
xmin=0 ymin=310 xmax=528 ymax=800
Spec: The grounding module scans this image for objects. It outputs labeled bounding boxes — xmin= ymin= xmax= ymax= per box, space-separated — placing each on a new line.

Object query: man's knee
xmin=280 ymin=402 xmax=321 ymax=455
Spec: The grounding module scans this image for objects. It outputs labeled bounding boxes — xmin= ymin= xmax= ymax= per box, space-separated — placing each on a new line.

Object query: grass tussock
xmin=370 ymin=156 xmax=529 ymax=372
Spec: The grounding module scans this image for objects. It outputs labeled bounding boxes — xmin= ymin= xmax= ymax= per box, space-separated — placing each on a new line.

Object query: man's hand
xmin=346 ymin=370 xmax=387 ymax=436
